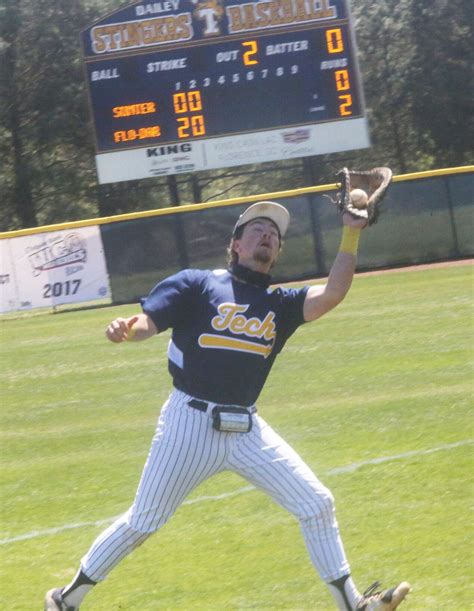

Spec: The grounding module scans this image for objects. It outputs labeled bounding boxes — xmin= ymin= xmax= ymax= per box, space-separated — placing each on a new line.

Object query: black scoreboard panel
xmin=86 ymin=25 xmax=361 ymax=152
xmin=82 ymin=1 xmax=369 ymax=183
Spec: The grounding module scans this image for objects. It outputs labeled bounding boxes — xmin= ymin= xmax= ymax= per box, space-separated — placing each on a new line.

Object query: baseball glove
xmin=333 ymin=167 xmax=393 ymax=225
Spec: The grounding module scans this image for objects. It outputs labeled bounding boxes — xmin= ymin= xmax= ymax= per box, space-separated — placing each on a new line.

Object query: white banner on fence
xmin=0 ymin=226 xmax=111 ymax=313
xmin=0 ymin=240 xmax=18 ymax=313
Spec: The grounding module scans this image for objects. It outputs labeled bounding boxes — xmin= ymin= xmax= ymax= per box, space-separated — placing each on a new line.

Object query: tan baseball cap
xmin=233 ymin=201 xmax=290 ymax=237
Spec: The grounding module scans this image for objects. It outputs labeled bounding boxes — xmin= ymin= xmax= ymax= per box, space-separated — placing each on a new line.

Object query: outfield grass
xmin=1 ymin=263 xmax=472 ymax=610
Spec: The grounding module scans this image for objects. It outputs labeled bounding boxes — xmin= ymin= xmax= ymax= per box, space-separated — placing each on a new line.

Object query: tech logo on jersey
xmin=198 ymin=302 xmax=275 ymax=358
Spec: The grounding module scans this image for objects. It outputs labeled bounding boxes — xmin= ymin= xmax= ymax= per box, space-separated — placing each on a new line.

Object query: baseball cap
xmin=233 ymin=201 xmax=290 ymax=238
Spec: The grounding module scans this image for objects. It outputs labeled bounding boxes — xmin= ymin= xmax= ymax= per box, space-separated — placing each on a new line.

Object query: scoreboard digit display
xmin=81 ymin=0 xmax=369 ymax=184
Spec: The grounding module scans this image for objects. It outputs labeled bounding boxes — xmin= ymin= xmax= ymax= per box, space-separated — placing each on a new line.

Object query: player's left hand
xmin=106 ymin=316 xmax=138 ymax=343
xmin=342 ymin=212 xmax=367 ymax=229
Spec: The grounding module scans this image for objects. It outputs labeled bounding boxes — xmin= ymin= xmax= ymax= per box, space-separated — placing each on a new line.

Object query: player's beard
xmin=253 ymin=245 xmax=275 ymax=266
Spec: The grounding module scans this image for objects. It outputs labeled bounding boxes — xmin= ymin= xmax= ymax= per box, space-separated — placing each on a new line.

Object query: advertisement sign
xmin=0 ymin=240 xmax=18 ymax=314
xmin=95 ymin=117 xmax=369 ymax=183
xmin=0 ymin=226 xmax=111 ymax=313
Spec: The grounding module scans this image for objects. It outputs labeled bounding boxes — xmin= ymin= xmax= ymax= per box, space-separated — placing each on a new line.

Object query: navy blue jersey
xmin=141 ymin=269 xmax=308 ymax=406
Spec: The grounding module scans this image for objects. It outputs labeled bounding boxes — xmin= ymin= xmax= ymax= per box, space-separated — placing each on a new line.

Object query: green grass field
xmin=1 ymin=263 xmax=472 ymax=610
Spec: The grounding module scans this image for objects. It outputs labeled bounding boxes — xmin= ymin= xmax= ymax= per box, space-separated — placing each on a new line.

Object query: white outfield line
xmin=1 ymin=441 xmax=471 ymax=546
xmin=326 ymin=439 xmax=473 ymax=475
xmin=0 ymin=486 xmax=256 ymax=546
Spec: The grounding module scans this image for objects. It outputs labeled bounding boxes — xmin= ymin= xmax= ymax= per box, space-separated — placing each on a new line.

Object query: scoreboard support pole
xmin=167 ymin=175 xmax=190 ymax=269
xmin=303 ymin=156 xmax=326 ymax=275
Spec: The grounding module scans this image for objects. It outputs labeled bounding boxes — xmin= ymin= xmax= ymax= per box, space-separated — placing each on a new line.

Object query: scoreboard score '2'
xmin=81 ymin=0 xmax=369 ymax=184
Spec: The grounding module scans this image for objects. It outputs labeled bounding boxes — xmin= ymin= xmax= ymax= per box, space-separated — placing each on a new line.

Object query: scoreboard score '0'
xmin=81 ymin=0 xmax=369 ymax=184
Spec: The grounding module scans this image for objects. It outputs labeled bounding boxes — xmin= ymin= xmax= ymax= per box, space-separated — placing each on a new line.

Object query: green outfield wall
xmin=1 ymin=166 xmax=472 ymax=310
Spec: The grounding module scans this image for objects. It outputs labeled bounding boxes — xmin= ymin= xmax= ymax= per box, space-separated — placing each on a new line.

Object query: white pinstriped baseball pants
xmin=81 ymin=389 xmax=351 ymax=583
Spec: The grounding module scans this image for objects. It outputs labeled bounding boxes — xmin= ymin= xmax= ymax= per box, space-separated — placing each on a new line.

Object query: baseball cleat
xmin=44 ymin=588 xmax=78 ymax=611
xmin=356 ymin=581 xmax=411 ymax=610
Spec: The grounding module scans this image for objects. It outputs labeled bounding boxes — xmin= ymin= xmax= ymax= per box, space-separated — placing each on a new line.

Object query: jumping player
xmin=45 ymin=201 xmax=410 ymax=610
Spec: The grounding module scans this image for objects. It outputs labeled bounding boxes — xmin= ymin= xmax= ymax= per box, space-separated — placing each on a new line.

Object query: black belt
xmin=188 ymin=399 xmax=209 ymax=412
xmin=188 ymin=399 xmax=256 ymax=414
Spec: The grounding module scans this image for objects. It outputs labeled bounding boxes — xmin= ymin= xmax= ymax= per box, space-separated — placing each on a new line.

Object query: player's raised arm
xmin=303 ymin=213 xmax=366 ymax=322
xmin=105 ymin=313 xmax=158 ymax=343
xmin=304 ymin=166 xmax=392 ymax=323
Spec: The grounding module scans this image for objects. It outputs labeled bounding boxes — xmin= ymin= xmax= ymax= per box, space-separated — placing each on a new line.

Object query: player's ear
xmin=232 ymin=237 xmax=242 ymax=255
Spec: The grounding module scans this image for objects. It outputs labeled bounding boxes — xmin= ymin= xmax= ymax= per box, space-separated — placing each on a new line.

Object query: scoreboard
xmin=81 ymin=0 xmax=369 ymax=184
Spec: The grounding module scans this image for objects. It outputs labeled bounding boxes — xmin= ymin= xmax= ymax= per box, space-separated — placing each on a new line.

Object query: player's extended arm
xmin=106 ymin=313 xmax=158 ymax=343
xmin=303 ymin=213 xmax=366 ymax=322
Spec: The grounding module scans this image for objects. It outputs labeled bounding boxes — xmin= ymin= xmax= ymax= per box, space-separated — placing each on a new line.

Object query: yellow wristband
xmin=339 ymin=225 xmax=361 ymax=255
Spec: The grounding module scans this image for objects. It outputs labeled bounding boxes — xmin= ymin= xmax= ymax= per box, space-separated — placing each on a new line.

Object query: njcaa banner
xmin=0 ymin=226 xmax=111 ymax=313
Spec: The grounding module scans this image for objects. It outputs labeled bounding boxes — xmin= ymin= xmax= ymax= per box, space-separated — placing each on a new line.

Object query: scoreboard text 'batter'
xmin=81 ymin=0 xmax=369 ymax=184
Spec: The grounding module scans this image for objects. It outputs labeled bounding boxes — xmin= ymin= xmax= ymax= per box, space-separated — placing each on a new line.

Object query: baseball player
xmin=45 ymin=201 xmax=410 ymax=610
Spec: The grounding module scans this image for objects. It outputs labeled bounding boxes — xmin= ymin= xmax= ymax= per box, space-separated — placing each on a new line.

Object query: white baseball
xmin=350 ymin=188 xmax=369 ymax=209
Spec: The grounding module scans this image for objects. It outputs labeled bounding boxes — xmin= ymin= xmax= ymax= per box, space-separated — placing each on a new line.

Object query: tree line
xmin=0 ymin=0 xmax=472 ymax=231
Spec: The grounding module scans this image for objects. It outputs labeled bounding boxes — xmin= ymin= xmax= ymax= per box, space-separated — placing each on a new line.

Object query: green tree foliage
xmin=0 ymin=0 xmax=472 ymax=231
xmin=351 ymin=0 xmax=473 ymax=170
xmin=1 ymin=0 xmax=96 ymax=229
xmin=350 ymin=0 xmax=420 ymax=172
xmin=409 ymin=0 xmax=474 ymax=166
